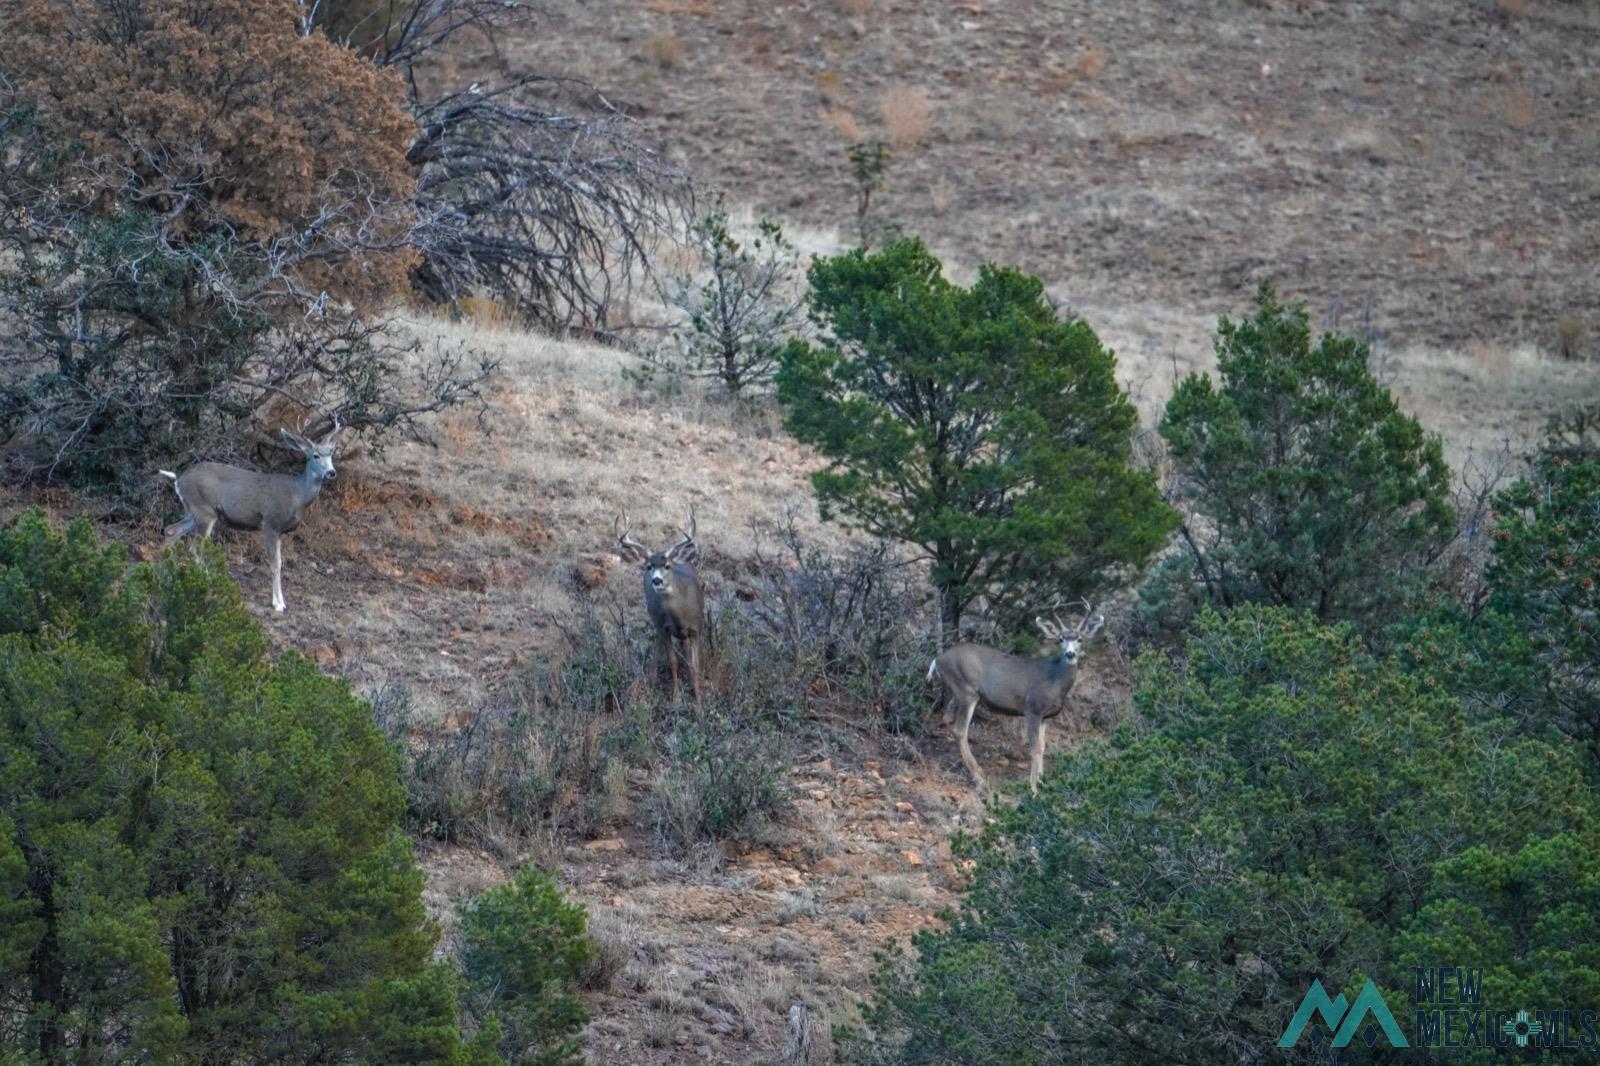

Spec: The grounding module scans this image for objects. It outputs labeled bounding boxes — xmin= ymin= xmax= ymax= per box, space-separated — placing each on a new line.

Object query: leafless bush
xmin=0 ymin=23 xmax=494 ymax=507
xmin=318 ymin=0 xmax=689 ymax=332
xmin=741 ymin=514 xmax=935 ymax=732
xmin=370 ymin=598 xmax=656 ymax=847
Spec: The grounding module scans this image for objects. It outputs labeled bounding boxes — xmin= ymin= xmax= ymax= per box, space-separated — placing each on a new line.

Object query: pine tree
xmin=777 ymin=238 xmax=1174 ymax=638
xmin=0 ymin=511 xmax=493 ymax=1064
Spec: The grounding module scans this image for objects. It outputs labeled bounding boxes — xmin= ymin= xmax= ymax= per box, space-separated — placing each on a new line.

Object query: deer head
xmin=1035 ymin=602 xmax=1105 ymax=664
xmin=280 ymin=416 xmax=343 ymax=482
xmin=615 ymin=511 xmax=700 ymax=599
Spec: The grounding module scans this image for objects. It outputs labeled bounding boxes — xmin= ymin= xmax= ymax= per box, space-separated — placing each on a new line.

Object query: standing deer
xmin=616 ymin=512 xmax=706 ymax=704
xmin=159 ymin=420 xmax=343 ymax=613
xmin=928 ymin=606 xmax=1105 ymax=792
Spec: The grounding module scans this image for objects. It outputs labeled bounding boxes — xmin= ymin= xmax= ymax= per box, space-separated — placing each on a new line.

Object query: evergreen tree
xmin=848 ymin=607 xmax=1594 ymax=1065
xmin=776 ymin=238 xmax=1174 ymax=638
xmin=1155 ymin=281 xmax=1455 ymax=629
xmin=0 ymin=511 xmax=493 ymax=1064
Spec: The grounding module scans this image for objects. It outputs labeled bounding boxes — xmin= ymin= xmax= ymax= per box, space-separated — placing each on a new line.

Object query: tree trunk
xmin=29 ymin=864 xmax=65 ymax=1061
xmin=938 ymin=584 xmax=964 ymax=646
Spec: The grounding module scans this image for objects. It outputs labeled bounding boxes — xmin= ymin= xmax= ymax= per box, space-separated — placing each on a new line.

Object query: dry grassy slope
xmin=510 ymin=0 xmax=1599 ymax=353
xmin=44 ymin=315 xmax=1121 ymax=1065
xmin=8 ymin=3 xmax=1598 ymax=1060
xmin=3 ymin=303 xmax=1583 ymax=1063
xmin=110 ymin=306 xmax=1558 ymax=1065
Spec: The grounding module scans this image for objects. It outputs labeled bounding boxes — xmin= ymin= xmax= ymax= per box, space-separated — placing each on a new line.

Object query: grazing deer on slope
xmin=928 ymin=606 xmax=1105 ymax=792
xmin=616 ymin=512 xmax=706 ymax=704
xmin=160 ymin=420 xmax=343 ymax=613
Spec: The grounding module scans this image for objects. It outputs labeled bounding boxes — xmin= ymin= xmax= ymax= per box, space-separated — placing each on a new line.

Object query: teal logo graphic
xmin=1504 ymin=1010 xmax=1543 ymax=1048
xmin=1279 ymin=978 xmax=1410 ymax=1049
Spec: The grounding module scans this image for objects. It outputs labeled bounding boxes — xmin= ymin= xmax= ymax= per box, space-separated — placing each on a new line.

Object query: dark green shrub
xmin=0 ymin=510 xmax=488 ymax=1063
xmin=460 ymin=867 xmax=593 ymax=1066
xmin=1486 ymin=431 xmax=1600 ymax=763
xmin=777 ymin=238 xmax=1175 ymax=639
xmin=847 ymin=607 xmax=1593 ymax=1065
xmin=1395 ymin=834 xmax=1600 ymax=1023
xmin=1155 ymin=280 xmax=1455 ymax=630
xmin=648 ymin=714 xmax=791 ymax=855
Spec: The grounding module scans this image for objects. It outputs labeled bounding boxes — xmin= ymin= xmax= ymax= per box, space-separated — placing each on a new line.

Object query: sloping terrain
xmin=509 ymin=0 xmax=1599 ymax=354
xmin=4 ymin=3 xmax=1600 ymax=1063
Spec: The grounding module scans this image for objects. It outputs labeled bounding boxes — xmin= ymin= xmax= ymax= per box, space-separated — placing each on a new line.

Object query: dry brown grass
xmin=814 ymin=69 xmax=843 ymax=104
xmin=644 ymin=34 xmax=686 ymax=70
xmin=825 ymin=107 xmax=864 ymax=143
xmin=1076 ymin=48 xmax=1106 ymax=80
xmin=878 ymin=86 xmax=932 ymax=147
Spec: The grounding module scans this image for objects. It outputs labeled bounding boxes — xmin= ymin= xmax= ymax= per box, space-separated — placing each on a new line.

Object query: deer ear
xmin=668 ymin=540 xmax=699 ymax=567
xmin=616 ymin=541 xmax=647 ymax=564
xmin=280 ymin=427 xmax=312 ymax=453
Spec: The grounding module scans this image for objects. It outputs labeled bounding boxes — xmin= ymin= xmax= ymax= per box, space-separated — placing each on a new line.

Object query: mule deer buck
xmin=160 ymin=419 xmax=343 ymax=613
xmin=616 ymin=512 xmax=706 ymax=704
xmin=928 ymin=605 xmax=1105 ymax=792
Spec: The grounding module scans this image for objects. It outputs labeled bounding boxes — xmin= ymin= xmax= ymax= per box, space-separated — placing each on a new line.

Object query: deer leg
xmin=663 ymin=631 xmax=680 ymax=700
xmin=1026 ymin=715 xmax=1046 ymax=793
xmin=162 ymin=516 xmax=196 ymax=550
xmin=955 ymin=695 xmax=986 ymax=791
xmin=264 ymin=529 xmax=285 ymax=613
xmin=688 ymin=636 xmax=703 ymax=706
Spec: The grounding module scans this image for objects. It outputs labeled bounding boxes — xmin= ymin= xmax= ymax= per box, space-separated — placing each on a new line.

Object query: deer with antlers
xmin=616 ymin=512 xmax=706 ymax=704
xmin=159 ymin=418 xmax=343 ymax=613
xmin=928 ymin=605 xmax=1105 ymax=792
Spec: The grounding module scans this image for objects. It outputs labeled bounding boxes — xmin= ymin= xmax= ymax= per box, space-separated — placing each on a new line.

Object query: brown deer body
xmin=616 ymin=513 xmax=705 ymax=703
xmin=160 ymin=421 xmax=342 ymax=613
xmin=929 ymin=608 xmax=1104 ymax=791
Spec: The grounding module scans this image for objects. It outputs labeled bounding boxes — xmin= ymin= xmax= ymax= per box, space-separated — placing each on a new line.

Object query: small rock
xmin=584 ymin=838 xmax=625 ymax=852
xmin=903 ymin=850 xmax=924 ymax=866
xmin=895 ymin=801 xmax=916 ymax=814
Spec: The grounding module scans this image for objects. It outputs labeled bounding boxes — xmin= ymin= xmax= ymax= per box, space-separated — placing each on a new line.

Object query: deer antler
xmin=615 ymin=514 xmax=646 ymax=554
xmin=1074 ymin=600 xmax=1106 ymax=639
xmin=673 ymin=506 xmax=697 ymax=551
xmin=1035 ymin=615 xmax=1060 ymax=639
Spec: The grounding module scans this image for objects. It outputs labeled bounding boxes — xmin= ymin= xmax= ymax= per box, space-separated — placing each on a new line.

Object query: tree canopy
xmin=849 ymin=607 xmax=1596 ymax=1064
xmin=0 ymin=511 xmax=493 ymax=1064
xmin=1155 ymin=281 xmax=1455 ymax=629
xmin=777 ymin=238 xmax=1174 ymax=637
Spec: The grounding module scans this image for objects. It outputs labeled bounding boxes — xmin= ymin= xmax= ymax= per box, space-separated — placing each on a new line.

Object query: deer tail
xmin=926 ymin=657 xmax=939 ymax=682
xmin=158 ymin=470 xmax=177 ymax=480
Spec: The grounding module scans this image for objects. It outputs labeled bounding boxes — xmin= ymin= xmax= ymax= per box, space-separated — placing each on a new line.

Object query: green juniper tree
xmin=649 ymin=201 xmax=803 ymax=396
xmin=846 ymin=607 xmax=1596 ymax=1065
xmin=1154 ymin=281 xmax=1455 ymax=630
xmin=0 ymin=511 xmax=497 ymax=1064
xmin=459 ymin=867 xmax=593 ymax=1066
xmin=777 ymin=238 xmax=1174 ymax=639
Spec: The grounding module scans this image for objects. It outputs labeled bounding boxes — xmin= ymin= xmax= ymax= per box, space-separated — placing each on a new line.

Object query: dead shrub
xmin=879 ymin=87 xmax=932 ymax=147
xmin=644 ymin=34 xmax=685 ymax=69
xmin=1556 ymin=317 xmax=1589 ymax=361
